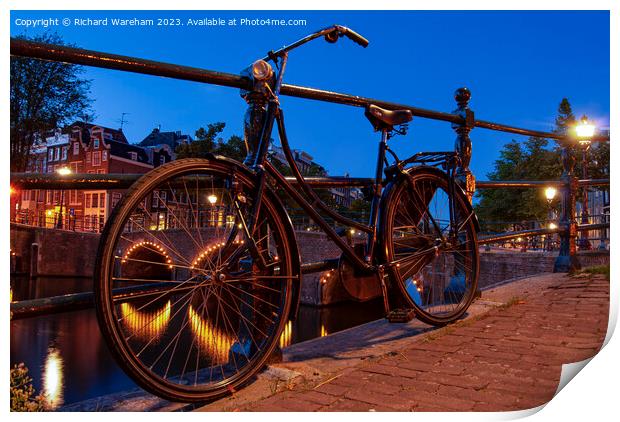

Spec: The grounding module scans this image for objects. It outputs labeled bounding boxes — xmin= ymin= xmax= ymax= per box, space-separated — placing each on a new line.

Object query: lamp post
xmin=576 ymin=116 xmax=595 ymax=251
xmin=56 ymin=167 xmax=72 ymax=229
xmin=544 ymin=187 xmax=557 ymax=251
xmin=207 ymin=194 xmax=217 ymax=227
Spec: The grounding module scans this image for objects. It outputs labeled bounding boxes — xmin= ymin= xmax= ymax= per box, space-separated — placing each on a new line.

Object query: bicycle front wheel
xmin=382 ymin=167 xmax=479 ymax=326
xmin=95 ymin=158 xmax=296 ymax=402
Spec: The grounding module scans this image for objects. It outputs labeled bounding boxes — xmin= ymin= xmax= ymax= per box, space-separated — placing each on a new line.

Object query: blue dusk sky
xmin=10 ymin=10 xmax=610 ymax=179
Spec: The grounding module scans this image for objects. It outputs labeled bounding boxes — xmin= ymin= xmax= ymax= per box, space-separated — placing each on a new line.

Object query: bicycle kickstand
xmin=378 ymin=265 xmax=416 ymax=323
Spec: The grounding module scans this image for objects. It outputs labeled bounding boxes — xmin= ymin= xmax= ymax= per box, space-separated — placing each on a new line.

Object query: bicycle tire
xmin=94 ymin=158 xmax=297 ymax=402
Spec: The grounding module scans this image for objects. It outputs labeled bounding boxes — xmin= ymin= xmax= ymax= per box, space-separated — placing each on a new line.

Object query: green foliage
xmin=176 ymin=123 xmax=250 ymax=163
xmin=10 ymin=33 xmax=93 ymax=172
xmin=10 ymin=363 xmax=48 ymax=412
xmin=474 ymin=137 xmax=562 ymax=231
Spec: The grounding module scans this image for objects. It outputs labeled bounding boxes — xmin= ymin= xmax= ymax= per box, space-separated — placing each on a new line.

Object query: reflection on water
xmin=11 ymin=276 xmax=386 ymax=407
xmin=42 ymin=348 xmax=64 ymax=410
xmin=188 ymin=304 xmax=234 ymax=365
xmin=120 ymin=301 xmax=171 ymax=342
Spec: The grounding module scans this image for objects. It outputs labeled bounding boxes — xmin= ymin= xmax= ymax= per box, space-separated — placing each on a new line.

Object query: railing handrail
xmin=10 ymin=38 xmax=610 ymax=144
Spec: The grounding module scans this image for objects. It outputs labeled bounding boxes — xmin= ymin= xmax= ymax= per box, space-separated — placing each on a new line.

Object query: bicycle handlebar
xmin=262 ymin=24 xmax=369 ymax=62
xmin=333 ymin=25 xmax=369 ymax=48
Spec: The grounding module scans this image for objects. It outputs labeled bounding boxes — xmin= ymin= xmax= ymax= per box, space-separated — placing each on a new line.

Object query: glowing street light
xmin=56 ymin=167 xmax=72 ymax=176
xmin=544 ymin=186 xmax=557 ymax=203
xmin=575 ymin=116 xmax=596 ymax=141
xmin=207 ymin=194 xmax=218 ymax=205
xmin=56 ymin=167 xmax=72 ymax=228
xmin=548 ymin=222 xmax=558 ymax=230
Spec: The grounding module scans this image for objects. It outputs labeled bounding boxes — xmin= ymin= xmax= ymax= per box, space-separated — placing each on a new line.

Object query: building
xmin=139 ymin=127 xmax=192 ymax=150
xmin=15 ymin=122 xmax=177 ymax=232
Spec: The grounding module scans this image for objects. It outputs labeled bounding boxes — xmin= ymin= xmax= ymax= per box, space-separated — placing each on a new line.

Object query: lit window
xmin=61 ymin=146 xmax=68 ymax=161
xmin=48 ymin=149 xmax=54 ymax=162
xmin=102 ymin=151 xmax=108 ymax=161
xmin=54 ymin=148 xmax=60 ymax=161
xmin=92 ymin=151 xmax=101 ymax=166
xmin=73 ymin=142 xmax=80 ymax=155
xmin=93 ymin=139 xmax=100 ymax=149
xmin=99 ymin=192 xmax=105 ymax=208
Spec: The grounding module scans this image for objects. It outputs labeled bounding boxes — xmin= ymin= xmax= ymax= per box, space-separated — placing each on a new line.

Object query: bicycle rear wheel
xmin=382 ymin=167 xmax=479 ymax=326
xmin=95 ymin=158 xmax=296 ymax=402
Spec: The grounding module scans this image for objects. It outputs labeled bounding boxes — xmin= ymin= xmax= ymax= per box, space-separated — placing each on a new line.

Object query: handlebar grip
xmin=339 ymin=26 xmax=369 ymax=48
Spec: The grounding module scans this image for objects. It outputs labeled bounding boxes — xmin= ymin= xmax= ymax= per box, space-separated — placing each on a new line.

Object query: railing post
xmin=554 ymin=143 xmax=581 ymax=272
xmin=451 ymin=87 xmax=480 ymax=298
xmin=452 ymin=88 xmax=476 ymax=201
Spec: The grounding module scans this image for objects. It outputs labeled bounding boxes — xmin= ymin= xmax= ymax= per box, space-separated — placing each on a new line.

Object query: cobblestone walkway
xmin=223 ymin=272 xmax=609 ymax=412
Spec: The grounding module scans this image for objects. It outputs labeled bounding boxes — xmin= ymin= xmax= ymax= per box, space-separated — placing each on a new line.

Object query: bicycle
xmin=94 ymin=25 xmax=480 ymax=403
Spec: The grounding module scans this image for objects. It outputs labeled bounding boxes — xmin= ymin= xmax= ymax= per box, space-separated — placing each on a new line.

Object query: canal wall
xmin=10 ymin=224 xmax=610 ymax=305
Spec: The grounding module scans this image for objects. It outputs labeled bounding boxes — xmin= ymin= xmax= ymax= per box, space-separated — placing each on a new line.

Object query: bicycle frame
xmin=235 ymin=25 xmax=461 ymax=275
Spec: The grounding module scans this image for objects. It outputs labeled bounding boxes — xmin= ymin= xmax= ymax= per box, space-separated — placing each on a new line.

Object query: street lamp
xmin=56 ymin=167 xmax=72 ymax=229
xmin=575 ymin=116 xmax=595 ymax=250
xmin=543 ymin=186 xmax=558 ymax=251
xmin=207 ymin=194 xmax=217 ymax=227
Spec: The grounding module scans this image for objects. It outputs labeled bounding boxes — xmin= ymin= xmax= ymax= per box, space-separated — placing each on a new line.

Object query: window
xmin=69 ymin=190 xmax=78 ymax=205
xmin=91 ymin=193 xmax=98 ymax=208
xmin=111 ymin=192 xmax=122 ymax=208
xmin=22 ymin=191 xmax=28 ymax=201
xmin=99 ymin=192 xmax=105 ymax=208
xmin=85 ymin=194 xmax=91 ymax=208
xmin=159 ymin=191 xmax=167 ymax=208
xmin=152 ymin=191 xmax=159 ymax=208
xmin=87 ymin=170 xmax=95 ymax=174
xmin=86 ymin=152 xmax=91 ymax=164
xmin=30 ymin=190 xmax=36 ymax=201
xmin=97 ymin=169 xmax=105 ymax=174
xmin=48 ymin=149 xmax=54 ymax=162
xmin=46 ymin=191 xmax=52 ymax=204
xmin=73 ymin=142 xmax=80 ymax=155
xmin=71 ymin=162 xmax=79 ymax=173
xmin=92 ymin=151 xmax=101 ymax=166
xmin=53 ymin=190 xmax=60 ymax=204
xmin=129 ymin=152 xmax=138 ymax=161
xmin=93 ymin=139 xmax=100 ymax=149
xmin=61 ymin=146 xmax=68 ymax=161
xmin=54 ymin=147 xmax=60 ymax=161
xmin=102 ymin=151 xmax=108 ymax=161
xmin=159 ymin=155 xmax=165 ymax=165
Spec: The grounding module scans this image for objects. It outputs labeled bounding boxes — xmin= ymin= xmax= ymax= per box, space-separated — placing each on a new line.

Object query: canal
xmin=10 ymin=277 xmax=385 ymax=408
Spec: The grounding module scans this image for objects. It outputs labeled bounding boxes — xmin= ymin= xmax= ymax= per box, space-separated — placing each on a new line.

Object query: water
xmin=10 ymin=277 xmax=385 ymax=408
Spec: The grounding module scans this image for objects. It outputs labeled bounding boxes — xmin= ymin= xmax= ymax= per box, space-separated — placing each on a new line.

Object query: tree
xmin=10 ymin=33 xmax=93 ymax=172
xmin=553 ymin=98 xmax=576 ymax=137
xmin=176 ymin=122 xmax=226 ymax=159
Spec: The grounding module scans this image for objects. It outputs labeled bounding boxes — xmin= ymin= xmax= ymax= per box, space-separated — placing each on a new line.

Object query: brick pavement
xmin=226 ymin=272 xmax=609 ymax=412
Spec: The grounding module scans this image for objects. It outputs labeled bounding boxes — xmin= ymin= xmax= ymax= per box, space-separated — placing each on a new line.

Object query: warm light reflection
xmin=320 ymin=325 xmax=328 ymax=337
xmin=549 ymin=223 xmax=558 ymax=230
xmin=42 ymin=347 xmax=64 ymax=410
xmin=120 ymin=301 xmax=171 ymax=341
xmin=279 ymin=320 xmax=293 ymax=348
xmin=188 ymin=305 xmax=233 ymax=365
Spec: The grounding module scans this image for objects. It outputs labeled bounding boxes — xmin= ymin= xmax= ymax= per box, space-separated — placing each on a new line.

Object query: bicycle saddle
xmin=365 ymin=104 xmax=413 ymax=131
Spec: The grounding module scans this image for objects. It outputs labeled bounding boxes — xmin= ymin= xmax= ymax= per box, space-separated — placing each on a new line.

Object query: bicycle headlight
xmin=251 ymin=59 xmax=273 ymax=81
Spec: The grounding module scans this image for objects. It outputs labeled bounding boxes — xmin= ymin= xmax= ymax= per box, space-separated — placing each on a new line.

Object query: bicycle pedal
xmin=386 ymin=308 xmax=416 ymax=323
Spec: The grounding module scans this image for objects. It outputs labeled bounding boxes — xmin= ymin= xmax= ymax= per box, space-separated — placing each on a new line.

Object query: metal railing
xmin=9 ymin=37 xmax=610 ymax=318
